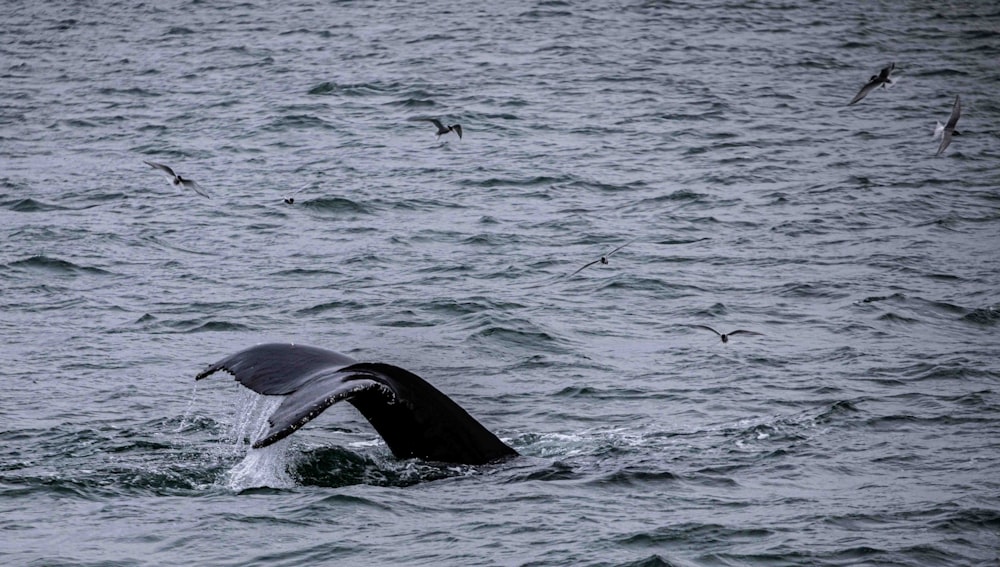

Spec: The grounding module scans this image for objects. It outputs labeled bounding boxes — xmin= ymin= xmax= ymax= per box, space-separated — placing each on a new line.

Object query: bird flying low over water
xmin=569 ymin=240 xmax=634 ymax=277
xmin=934 ymin=94 xmax=961 ymax=156
xmin=426 ymin=118 xmax=462 ymax=139
xmin=848 ymin=62 xmax=895 ymax=105
xmin=692 ymin=325 xmax=763 ymax=344
xmin=282 ymin=182 xmax=311 ymax=205
xmin=143 ymin=161 xmax=210 ymax=198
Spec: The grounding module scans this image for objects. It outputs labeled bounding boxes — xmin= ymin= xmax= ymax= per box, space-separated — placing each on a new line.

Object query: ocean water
xmin=2 ymin=0 xmax=999 ymax=565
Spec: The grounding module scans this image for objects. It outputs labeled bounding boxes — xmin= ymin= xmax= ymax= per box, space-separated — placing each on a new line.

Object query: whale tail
xmin=197 ymin=343 xmax=518 ymax=465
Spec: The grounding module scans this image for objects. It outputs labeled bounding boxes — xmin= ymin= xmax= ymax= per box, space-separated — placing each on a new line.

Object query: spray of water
xmin=221 ymin=390 xmax=297 ymax=490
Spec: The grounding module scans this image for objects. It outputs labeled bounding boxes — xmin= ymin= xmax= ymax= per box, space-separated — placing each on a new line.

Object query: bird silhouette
xmin=426 ymin=118 xmax=462 ymax=139
xmin=934 ymin=94 xmax=962 ymax=156
xmin=848 ymin=62 xmax=895 ymax=105
xmin=692 ymin=325 xmax=763 ymax=344
xmin=143 ymin=161 xmax=210 ymax=198
xmin=569 ymin=241 xmax=633 ymax=277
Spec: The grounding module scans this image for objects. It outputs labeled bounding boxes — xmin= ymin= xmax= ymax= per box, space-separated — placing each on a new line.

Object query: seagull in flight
xmin=426 ymin=118 xmax=462 ymax=139
xmin=848 ymin=62 xmax=895 ymax=105
xmin=143 ymin=161 xmax=210 ymax=198
xmin=691 ymin=325 xmax=763 ymax=344
xmin=934 ymin=94 xmax=962 ymax=156
xmin=569 ymin=240 xmax=633 ymax=277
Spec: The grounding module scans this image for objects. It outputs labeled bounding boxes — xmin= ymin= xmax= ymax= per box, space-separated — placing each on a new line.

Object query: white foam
xmin=224 ymin=438 xmax=296 ymax=491
xmin=220 ymin=391 xmax=296 ymax=490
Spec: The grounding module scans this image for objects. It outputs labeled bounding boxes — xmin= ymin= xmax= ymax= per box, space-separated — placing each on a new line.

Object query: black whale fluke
xmin=196 ymin=343 xmax=518 ymax=465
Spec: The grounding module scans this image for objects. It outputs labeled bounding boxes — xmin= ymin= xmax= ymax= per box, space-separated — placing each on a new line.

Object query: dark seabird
xmin=692 ymin=325 xmax=763 ymax=344
xmin=426 ymin=118 xmax=462 ymax=139
xmin=848 ymin=62 xmax=895 ymax=105
xmin=143 ymin=161 xmax=210 ymax=198
xmin=934 ymin=95 xmax=962 ymax=156
xmin=569 ymin=240 xmax=633 ymax=277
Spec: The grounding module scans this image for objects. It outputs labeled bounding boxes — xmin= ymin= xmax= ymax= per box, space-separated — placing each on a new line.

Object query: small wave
xmin=876 ymin=312 xmax=920 ymax=324
xmin=295 ymin=447 xmax=470 ymax=488
xmin=307 ymin=80 xmax=403 ymax=96
xmin=962 ymin=306 xmax=1000 ymax=325
xmin=264 ymin=114 xmax=333 ymax=131
xmin=587 ymin=468 xmax=680 ymax=487
xmin=154 ymin=319 xmax=253 ymax=333
xmin=7 ymin=255 xmax=109 ymax=275
xmin=470 ymin=325 xmax=560 ymax=350
xmin=5 ymin=198 xmax=67 ymax=212
xmin=503 ymin=460 xmax=581 ymax=483
xmin=618 ymin=522 xmax=774 ymax=547
xmin=465 ymin=174 xmax=572 ymax=188
xmin=305 ymin=197 xmax=372 ymax=215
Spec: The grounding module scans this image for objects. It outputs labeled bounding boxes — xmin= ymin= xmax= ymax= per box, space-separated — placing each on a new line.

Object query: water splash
xmin=224 ymin=439 xmax=296 ymax=491
xmin=221 ymin=391 xmax=296 ymax=490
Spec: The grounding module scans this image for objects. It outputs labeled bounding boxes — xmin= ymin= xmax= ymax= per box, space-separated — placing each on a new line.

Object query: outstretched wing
xmin=945 ymin=95 xmax=961 ymax=130
xmin=848 ymin=80 xmax=877 ymax=105
xmin=605 ymin=239 xmax=634 ymax=257
xmin=728 ymin=330 xmax=763 ymax=337
xmin=936 ymin=130 xmax=954 ymax=156
xmin=180 ymin=178 xmax=211 ymax=199
xmin=197 ymin=343 xmax=517 ymax=465
xmin=691 ymin=324 xmax=721 ymax=336
xmin=426 ymin=118 xmax=444 ymax=130
xmin=452 ymin=124 xmax=463 ymax=139
xmin=569 ymin=258 xmax=601 ymax=277
xmin=144 ymin=160 xmax=176 ymax=178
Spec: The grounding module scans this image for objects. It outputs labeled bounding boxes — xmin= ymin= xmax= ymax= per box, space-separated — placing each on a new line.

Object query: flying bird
xmin=569 ymin=240 xmax=633 ymax=277
xmin=848 ymin=62 xmax=895 ymax=105
xmin=282 ymin=182 xmax=312 ymax=205
xmin=143 ymin=161 xmax=210 ymax=198
xmin=691 ymin=325 xmax=763 ymax=344
xmin=934 ymin=94 xmax=961 ymax=156
xmin=426 ymin=118 xmax=462 ymax=139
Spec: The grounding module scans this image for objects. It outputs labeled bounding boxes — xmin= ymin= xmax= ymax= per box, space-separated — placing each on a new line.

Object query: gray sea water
xmin=3 ymin=0 xmax=1000 ymax=565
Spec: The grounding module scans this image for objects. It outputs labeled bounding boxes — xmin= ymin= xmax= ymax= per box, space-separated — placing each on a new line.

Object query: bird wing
xmin=181 ymin=178 xmax=211 ymax=198
xmin=569 ymin=258 xmax=601 ymax=277
xmin=691 ymin=324 xmax=721 ymax=336
xmin=848 ymin=80 xmax=877 ymax=105
xmin=426 ymin=118 xmax=444 ymax=129
xmin=729 ymin=330 xmax=763 ymax=336
xmin=945 ymin=95 xmax=961 ymax=130
xmin=453 ymin=124 xmax=463 ymax=139
xmin=936 ymin=130 xmax=953 ymax=156
xmin=878 ymin=62 xmax=894 ymax=80
xmin=605 ymin=239 xmax=634 ymax=257
xmin=284 ymin=182 xmax=311 ymax=199
xmin=144 ymin=160 xmax=176 ymax=178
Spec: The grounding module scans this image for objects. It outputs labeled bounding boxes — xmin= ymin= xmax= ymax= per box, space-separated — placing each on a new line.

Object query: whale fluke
xmin=197 ymin=343 xmax=518 ymax=465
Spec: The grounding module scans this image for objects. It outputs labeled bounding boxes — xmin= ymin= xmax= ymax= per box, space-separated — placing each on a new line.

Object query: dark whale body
xmin=196 ymin=343 xmax=518 ymax=465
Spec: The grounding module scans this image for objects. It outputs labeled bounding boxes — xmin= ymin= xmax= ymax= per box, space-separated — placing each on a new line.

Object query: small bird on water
xmin=569 ymin=240 xmax=634 ymax=277
xmin=933 ymin=94 xmax=962 ymax=156
xmin=848 ymin=62 xmax=895 ymax=105
xmin=692 ymin=325 xmax=763 ymax=343
xmin=143 ymin=161 xmax=210 ymax=198
xmin=426 ymin=118 xmax=462 ymax=139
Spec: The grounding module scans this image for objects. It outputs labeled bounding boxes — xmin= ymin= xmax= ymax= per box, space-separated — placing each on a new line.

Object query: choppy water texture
xmin=2 ymin=0 xmax=1000 ymax=565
